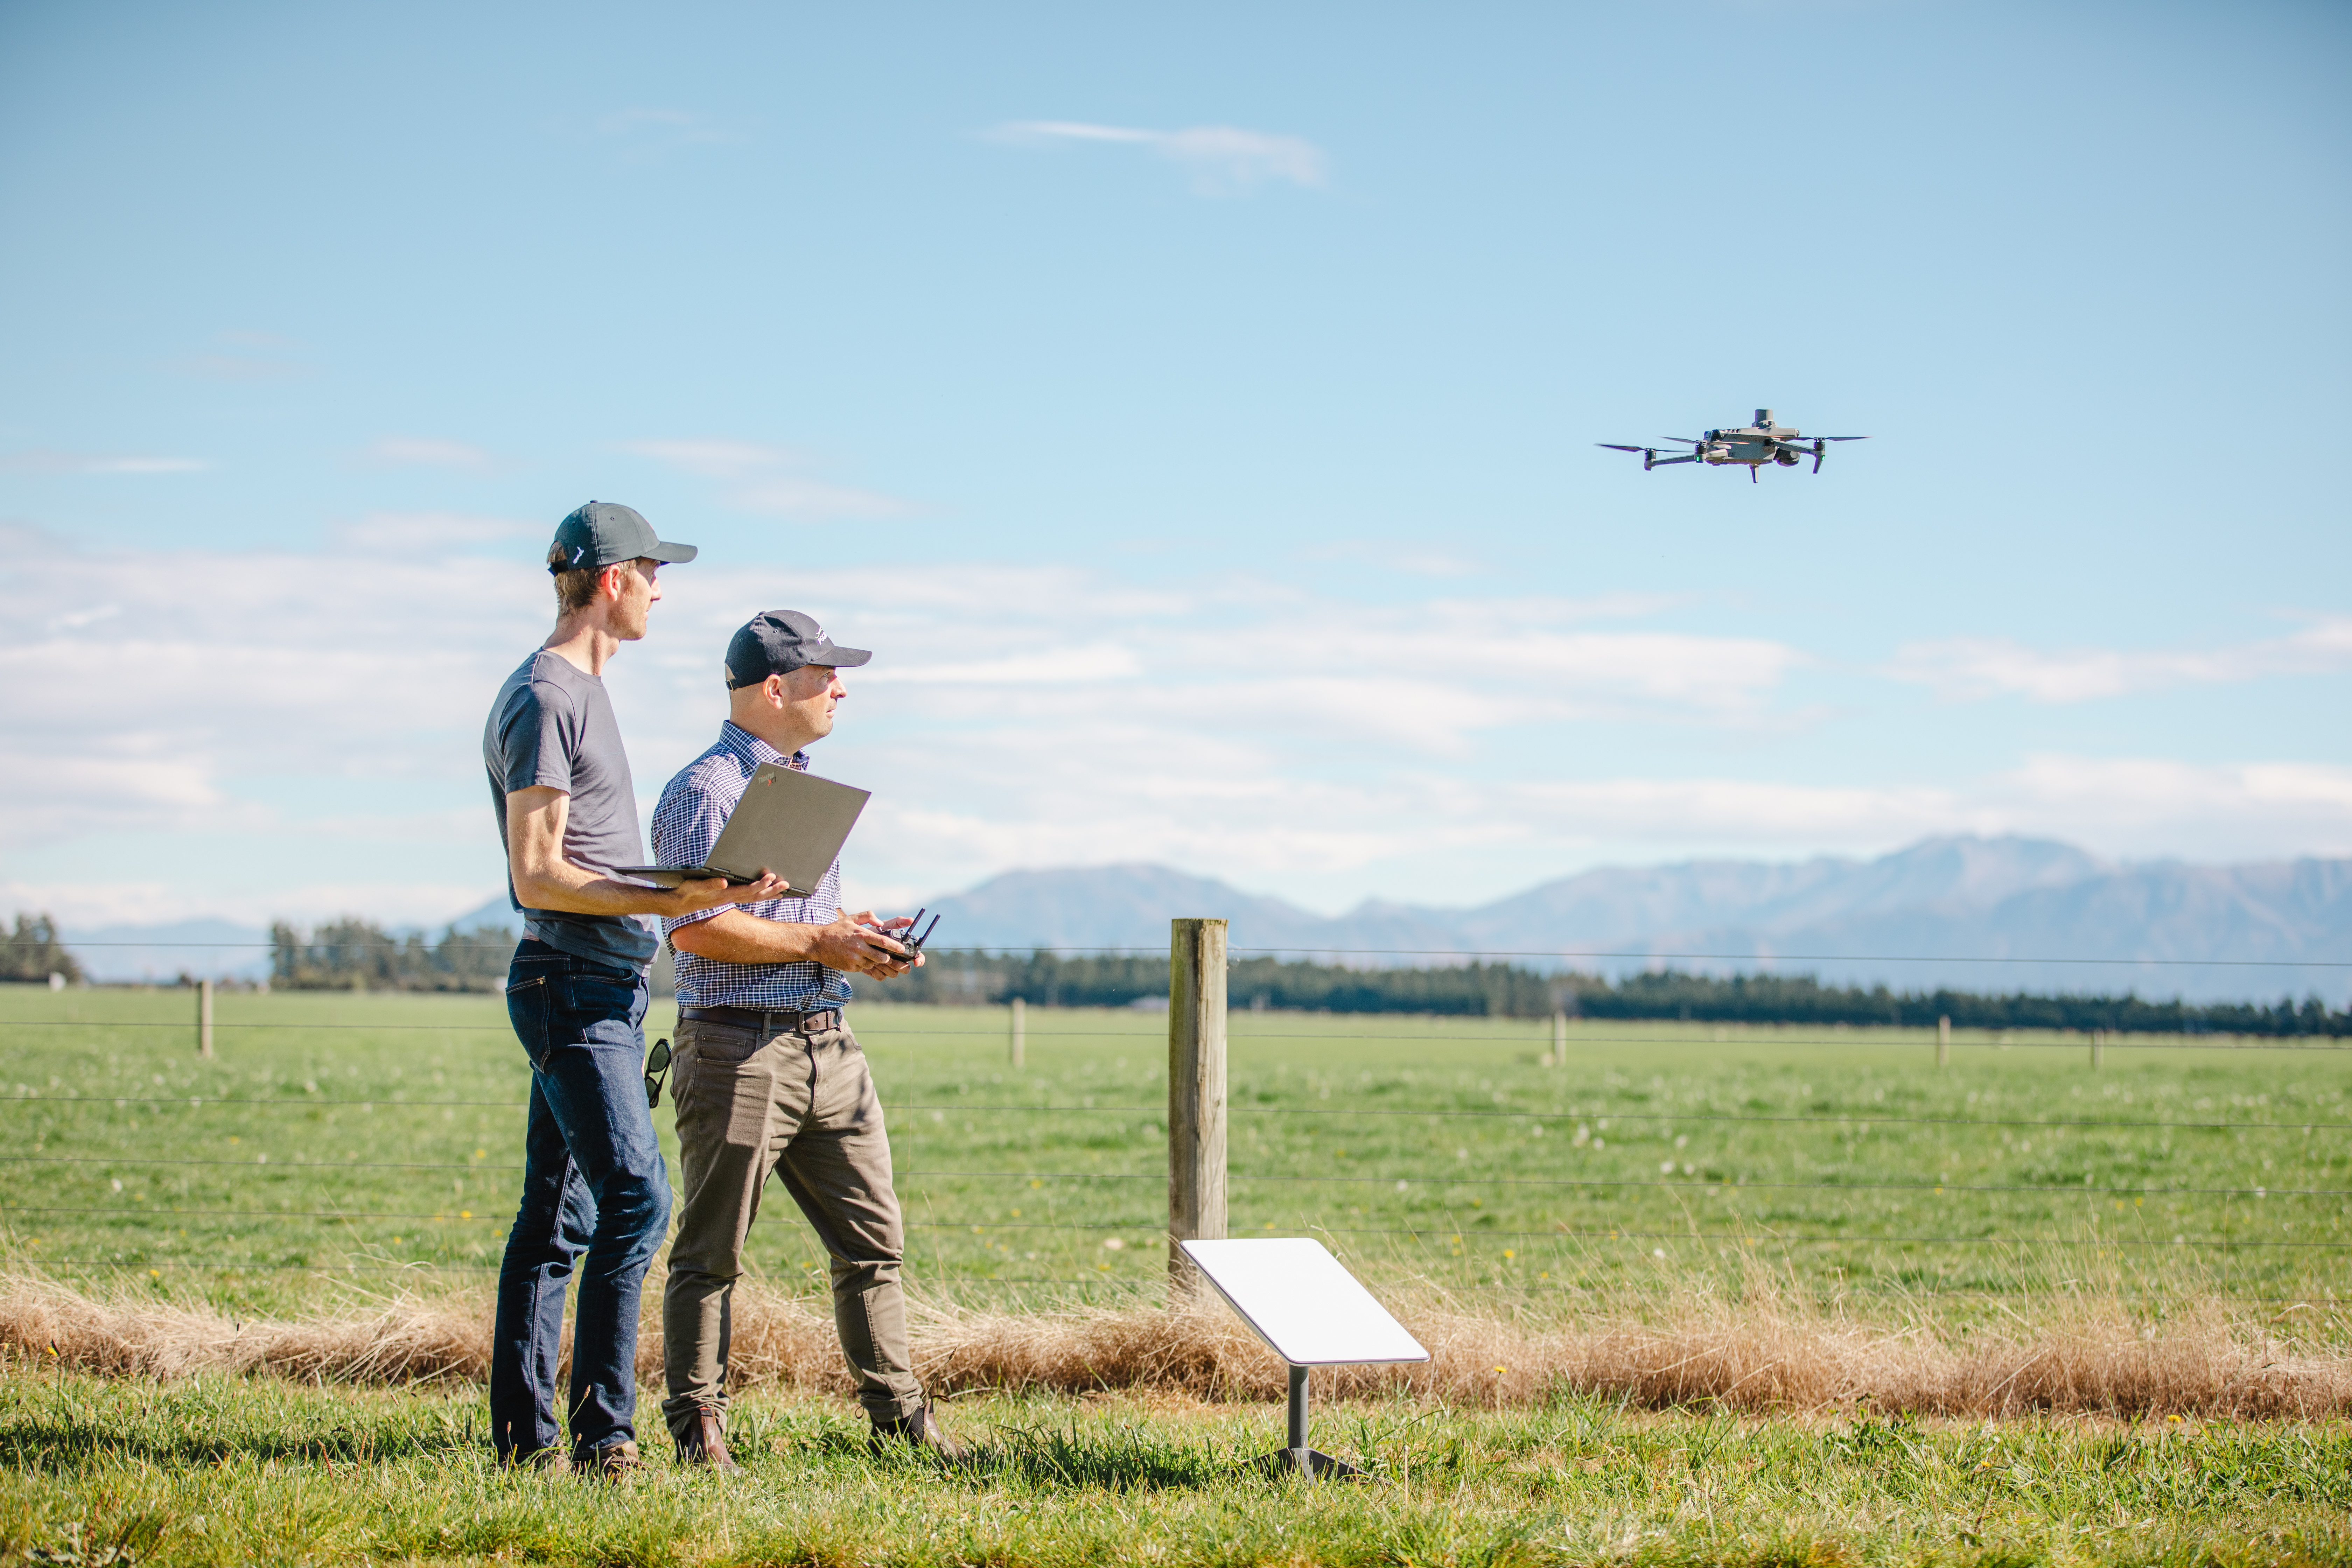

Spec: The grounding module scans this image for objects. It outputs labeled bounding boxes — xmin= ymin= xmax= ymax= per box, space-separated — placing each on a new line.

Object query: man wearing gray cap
xmin=483 ymin=503 xmax=787 ymax=1479
xmin=650 ymin=609 xmax=958 ymax=1468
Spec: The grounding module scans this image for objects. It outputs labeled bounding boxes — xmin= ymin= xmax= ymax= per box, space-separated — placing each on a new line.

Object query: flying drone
xmin=1599 ymin=410 xmax=1867 ymax=483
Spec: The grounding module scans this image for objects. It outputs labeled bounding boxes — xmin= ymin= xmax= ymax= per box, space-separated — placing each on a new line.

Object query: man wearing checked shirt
xmin=650 ymin=609 xmax=961 ymax=1469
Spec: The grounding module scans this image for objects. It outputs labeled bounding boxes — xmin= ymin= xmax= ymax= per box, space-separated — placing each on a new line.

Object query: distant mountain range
xmin=49 ymin=837 xmax=2352 ymax=1002
xmin=920 ymin=837 xmax=2352 ymax=1003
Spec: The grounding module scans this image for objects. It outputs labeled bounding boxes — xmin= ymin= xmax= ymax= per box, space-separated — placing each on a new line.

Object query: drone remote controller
xmin=880 ymin=908 xmax=940 ymax=961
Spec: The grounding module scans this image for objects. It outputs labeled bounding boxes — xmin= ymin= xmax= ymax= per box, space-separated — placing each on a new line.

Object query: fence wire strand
xmin=9 ymin=1018 xmax=2351 ymax=1047
xmin=6 ymin=1153 xmax=2339 ymax=1200
xmin=2 ymin=1093 xmax=2342 ymax=1133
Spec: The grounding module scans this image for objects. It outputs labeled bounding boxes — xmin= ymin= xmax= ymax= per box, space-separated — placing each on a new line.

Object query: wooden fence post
xmin=1549 ymin=1010 xmax=1567 ymax=1068
xmin=197 ymin=979 xmax=214 ymax=1059
xmin=2091 ymin=1029 xmax=2105 ymax=1070
xmin=1167 ymin=918 xmax=1228 ymax=1298
xmin=1009 ymin=997 xmax=1025 ymax=1069
xmin=1937 ymin=1014 xmax=1951 ymax=1069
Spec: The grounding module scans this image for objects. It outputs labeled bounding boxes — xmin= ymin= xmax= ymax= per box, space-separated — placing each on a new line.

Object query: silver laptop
xmin=618 ymin=763 xmax=869 ymax=891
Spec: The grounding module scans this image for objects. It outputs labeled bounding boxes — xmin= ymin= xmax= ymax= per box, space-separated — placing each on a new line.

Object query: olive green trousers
xmin=659 ymin=1012 xmax=923 ymax=1444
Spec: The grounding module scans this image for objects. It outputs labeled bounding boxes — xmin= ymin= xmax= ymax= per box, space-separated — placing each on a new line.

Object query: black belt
xmin=679 ymin=1004 xmax=842 ymax=1035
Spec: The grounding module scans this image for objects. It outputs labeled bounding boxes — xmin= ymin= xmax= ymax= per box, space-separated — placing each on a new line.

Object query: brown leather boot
xmin=676 ymin=1408 xmax=739 ymax=1472
xmin=870 ymin=1401 xmax=967 ymax=1464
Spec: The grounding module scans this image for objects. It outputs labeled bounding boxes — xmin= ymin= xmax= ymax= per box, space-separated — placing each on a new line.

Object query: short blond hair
xmin=551 ymin=545 xmax=619 ymax=613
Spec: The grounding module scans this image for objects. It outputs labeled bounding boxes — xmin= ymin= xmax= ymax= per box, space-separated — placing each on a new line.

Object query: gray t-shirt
xmin=483 ymin=650 xmax=658 ymax=970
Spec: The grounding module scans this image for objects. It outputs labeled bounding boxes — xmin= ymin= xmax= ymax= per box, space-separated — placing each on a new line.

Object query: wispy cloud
xmin=1890 ymin=616 xmax=2352 ymax=702
xmin=618 ymin=438 xmax=779 ymax=481
xmin=362 ymin=436 xmax=498 ymax=471
xmin=1298 ymin=540 xmax=1486 ymax=577
xmin=597 ymin=107 xmax=742 ymax=164
xmin=1 ymin=448 xmax=208 ymax=475
xmin=328 ymin=511 xmax=542 ymax=554
xmin=164 ymin=353 xmax=312 ymax=383
xmin=992 ymin=120 xmax=1326 ymax=193
xmin=618 ymin=439 xmax=912 ymax=519
xmin=160 ymin=328 xmax=314 ymax=383
xmin=45 ymin=604 xmax=119 ymax=634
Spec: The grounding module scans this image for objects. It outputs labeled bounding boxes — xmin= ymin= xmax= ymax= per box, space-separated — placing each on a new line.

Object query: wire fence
xmin=10 ymin=1019 xmax=2352 ymax=1071
xmin=8 ymin=1153 xmax=2348 ymax=1202
xmin=32 ymin=936 xmax=2352 ymax=964
xmin=1 ymin=1089 xmax=2344 ymax=1133
xmin=2 ymin=978 xmax=2346 ymax=1305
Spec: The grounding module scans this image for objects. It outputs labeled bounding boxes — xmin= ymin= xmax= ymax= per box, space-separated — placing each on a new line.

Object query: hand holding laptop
xmin=667 ymin=869 xmax=793 ymax=912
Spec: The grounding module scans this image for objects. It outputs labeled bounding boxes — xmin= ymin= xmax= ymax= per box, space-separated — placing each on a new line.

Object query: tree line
xmin=16 ymin=910 xmax=2345 ymax=1035
xmin=0 ymin=914 xmax=83 ymax=984
xmin=268 ymin=919 xmax=518 ymax=992
xmin=894 ymin=950 xmax=2350 ymax=1037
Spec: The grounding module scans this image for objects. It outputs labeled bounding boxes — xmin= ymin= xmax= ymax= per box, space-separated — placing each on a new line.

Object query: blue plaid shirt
xmin=651 ymin=722 xmax=853 ymax=1011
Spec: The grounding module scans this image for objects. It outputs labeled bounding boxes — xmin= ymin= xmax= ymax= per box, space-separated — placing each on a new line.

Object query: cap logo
xmin=569 ymin=546 xmax=587 ymax=567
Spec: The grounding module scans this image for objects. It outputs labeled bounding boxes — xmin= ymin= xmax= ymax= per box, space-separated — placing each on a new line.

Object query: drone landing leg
xmin=1749 ymin=465 xmax=1758 ymax=484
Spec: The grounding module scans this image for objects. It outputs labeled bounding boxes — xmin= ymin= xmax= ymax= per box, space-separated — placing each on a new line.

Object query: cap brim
xmin=646 ymin=539 xmax=699 ymax=564
xmin=814 ymin=643 xmax=872 ymax=668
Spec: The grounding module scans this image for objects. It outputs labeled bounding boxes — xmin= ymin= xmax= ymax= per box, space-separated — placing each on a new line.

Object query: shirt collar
xmin=719 ymin=720 xmax=808 ymax=772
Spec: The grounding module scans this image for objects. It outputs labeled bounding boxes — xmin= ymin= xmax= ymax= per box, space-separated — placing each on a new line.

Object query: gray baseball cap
xmin=547 ymin=501 xmax=698 ymax=573
xmin=726 ymin=609 xmax=872 ymax=687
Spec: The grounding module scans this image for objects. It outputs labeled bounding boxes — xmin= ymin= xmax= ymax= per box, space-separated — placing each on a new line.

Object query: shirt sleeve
xmin=651 ymin=772 xmax=730 ymax=932
xmin=493 ymin=680 xmax=580 ymax=796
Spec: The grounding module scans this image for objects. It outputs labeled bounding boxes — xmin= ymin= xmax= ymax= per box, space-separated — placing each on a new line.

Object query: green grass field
xmin=2 ymin=987 xmax=2350 ymax=1565
xmin=2 ymin=1372 xmax=2347 ymax=1566
xmin=0 ymin=987 xmax=2345 ymax=1324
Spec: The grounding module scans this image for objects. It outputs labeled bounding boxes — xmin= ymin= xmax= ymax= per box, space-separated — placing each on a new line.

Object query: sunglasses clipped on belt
xmin=644 ymin=1037 xmax=673 ymax=1108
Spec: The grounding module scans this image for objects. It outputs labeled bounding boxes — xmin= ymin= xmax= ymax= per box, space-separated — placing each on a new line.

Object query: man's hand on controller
xmin=810 ymin=909 xmax=923 ymax=976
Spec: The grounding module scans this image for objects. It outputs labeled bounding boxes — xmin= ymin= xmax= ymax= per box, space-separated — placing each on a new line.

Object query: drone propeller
xmin=1806 ymin=435 xmax=1869 ymax=442
xmin=1596 ymin=443 xmax=1647 ymax=452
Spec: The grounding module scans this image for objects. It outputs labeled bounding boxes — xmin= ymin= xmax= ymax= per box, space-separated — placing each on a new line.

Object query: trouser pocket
xmin=506 ymin=974 xmax=554 ymax=1067
xmin=552 ymin=968 xmax=646 ymax=1044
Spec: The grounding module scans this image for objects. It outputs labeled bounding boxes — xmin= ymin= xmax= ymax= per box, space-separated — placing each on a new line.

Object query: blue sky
xmin=2 ymin=0 xmax=2347 ymax=929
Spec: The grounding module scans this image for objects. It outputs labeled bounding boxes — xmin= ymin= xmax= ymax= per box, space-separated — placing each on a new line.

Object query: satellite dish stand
xmin=1262 ymin=1362 xmax=1365 ymax=1482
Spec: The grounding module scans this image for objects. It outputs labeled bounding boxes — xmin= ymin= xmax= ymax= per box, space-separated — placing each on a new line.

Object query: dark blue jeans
xmin=490 ymin=939 xmax=671 ymax=1461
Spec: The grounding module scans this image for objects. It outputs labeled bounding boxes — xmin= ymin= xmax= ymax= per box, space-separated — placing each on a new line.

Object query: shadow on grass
xmin=721 ymin=1402 xmax=1255 ymax=1492
xmin=960 ymin=1420 xmax=1245 ymax=1492
xmin=0 ymin=1387 xmax=482 ymax=1471
xmin=0 ymin=1416 xmax=473 ymax=1469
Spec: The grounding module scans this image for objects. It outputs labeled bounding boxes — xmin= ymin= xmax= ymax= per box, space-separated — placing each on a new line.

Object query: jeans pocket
xmin=552 ymin=969 xmax=645 ymax=1038
xmin=506 ymin=974 xmax=554 ymax=1068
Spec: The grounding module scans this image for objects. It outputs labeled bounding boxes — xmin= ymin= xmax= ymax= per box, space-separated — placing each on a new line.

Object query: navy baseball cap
xmin=548 ymin=501 xmax=698 ymax=573
xmin=726 ymin=610 xmax=872 ymax=687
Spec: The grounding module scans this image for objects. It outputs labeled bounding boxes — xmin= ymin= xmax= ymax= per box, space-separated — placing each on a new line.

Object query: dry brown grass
xmin=0 ymin=1272 xmax=487 ymax=1384
xmin=3 ymin=1270 xmax=2344 ymax=1419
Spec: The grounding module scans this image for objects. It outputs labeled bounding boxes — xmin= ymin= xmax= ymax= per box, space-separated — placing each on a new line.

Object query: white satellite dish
xmin=1180 ymin=1237 xmax=1429 ymax=1479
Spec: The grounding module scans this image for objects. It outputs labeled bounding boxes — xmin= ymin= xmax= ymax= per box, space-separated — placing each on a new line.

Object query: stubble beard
xmin=615 ymin=589 xmax=653 ymax=641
